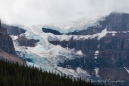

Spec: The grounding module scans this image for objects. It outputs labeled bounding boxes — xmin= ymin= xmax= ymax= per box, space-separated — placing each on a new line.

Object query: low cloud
xmin=0 ymin=0 xmax=129 ymax=27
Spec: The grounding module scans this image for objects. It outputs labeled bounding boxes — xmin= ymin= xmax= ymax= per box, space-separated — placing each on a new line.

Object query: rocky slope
xmin=0 ymin=49 xmax=25 ymax=65
xmin=49 ymin=13 xmax=129 ymax=85
xmin=0 ymin=20 xmax=15 ymax=54
xmin=0 ymin=20 xmax=25 ymax=64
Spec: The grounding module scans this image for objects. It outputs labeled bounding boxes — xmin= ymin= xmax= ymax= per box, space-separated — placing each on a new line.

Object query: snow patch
xmin=76 ymin=50 xmax=83 ymax=55
xmin=112 ymin=33 xmax=116 ymax=36
xmin=57 ymin=67 xmax=90 ymax=79
xmin=94 ymin=50 xmax=99 ymax=59
xmin=97 ymin=44 xmax=100 ymax=48
xmin=95 ymin=50 xmax=99 ymax=55
xmin=10 ymin=35 xmax=18 ymax=40
xmin=97 ymin=28 xmax=107 ymax=40
xmin=124 ymin=67 xmax=129 ymax=74
xmin=76 ymin=67 xmax=89 ymax=74
xmin=94 ymin=56 xmax=98 ymax=59
xmin=41 ymin=28 xmax=122 ymax=42
xmin=94 ymin=67 xmax=100 ymax=77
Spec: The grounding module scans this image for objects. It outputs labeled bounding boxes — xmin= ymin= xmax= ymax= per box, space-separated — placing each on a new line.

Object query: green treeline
xmin=0 ymin=60 xmax=103 ymax=86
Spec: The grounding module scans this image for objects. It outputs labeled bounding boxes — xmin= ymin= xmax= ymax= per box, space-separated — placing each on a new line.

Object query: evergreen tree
xmin=0 ymin=60 xmax=107 ymax=86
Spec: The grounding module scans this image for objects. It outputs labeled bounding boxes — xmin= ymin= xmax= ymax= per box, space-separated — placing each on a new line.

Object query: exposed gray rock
xmin=0 ymin=21 xmax=15 ymax=54
xmin=49 ymin=13 xmax=129 ymax=85
xmin=16 ymin=36 xmax=39 ymax=47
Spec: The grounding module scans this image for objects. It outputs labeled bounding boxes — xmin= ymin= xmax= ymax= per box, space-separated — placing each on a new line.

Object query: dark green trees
xmin=0 ymin=60 xmax=102 ymax=86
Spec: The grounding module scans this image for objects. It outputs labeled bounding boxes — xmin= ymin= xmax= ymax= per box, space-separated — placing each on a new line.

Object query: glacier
xmin=10 ymin=21 xmax=122 ymax=80
xmin=10 ymin=24 xmax=91 ymax=79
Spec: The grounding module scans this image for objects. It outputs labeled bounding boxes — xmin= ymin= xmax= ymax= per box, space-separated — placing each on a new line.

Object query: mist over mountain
xmin=0 ymin=0 xmax=129 ymax=27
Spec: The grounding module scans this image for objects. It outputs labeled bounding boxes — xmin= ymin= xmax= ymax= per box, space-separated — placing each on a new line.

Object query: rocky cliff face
xmin=48 ymin=13 xmax=129 ymax=85
xmin=2 ymin=24 xmax=26 ymax=36
xmin=0 ymin=21 xmax=15 ymax=54
xmin=17 ymin=36 xmax=39 ymax=47
xmin=42 ymin=28 xmax=62 ymax=35
xmin=2 ymin=24 xmax=39 ymax=47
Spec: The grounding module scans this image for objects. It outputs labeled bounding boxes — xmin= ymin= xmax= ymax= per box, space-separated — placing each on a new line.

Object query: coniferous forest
xmin=0 ymin=60 xmax=106 ymax=86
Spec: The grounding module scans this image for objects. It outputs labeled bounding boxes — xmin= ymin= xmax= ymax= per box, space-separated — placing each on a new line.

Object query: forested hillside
xmin=0 ymin=60 xmax=103 ymax=86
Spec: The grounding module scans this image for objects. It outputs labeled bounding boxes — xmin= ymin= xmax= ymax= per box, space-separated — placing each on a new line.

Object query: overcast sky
xmin=0 ymin=0 xmax=129 ymax=27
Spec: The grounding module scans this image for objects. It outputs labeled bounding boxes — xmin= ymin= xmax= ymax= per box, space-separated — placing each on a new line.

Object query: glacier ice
xmin=10 ymin=24 xmax=89 ymax=79
xmin=10 ymin=21 xmax=123 ymax=79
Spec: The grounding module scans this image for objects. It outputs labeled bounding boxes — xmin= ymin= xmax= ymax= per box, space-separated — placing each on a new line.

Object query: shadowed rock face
xmin=107 ymin=13 xmax=129 ymax=32
xmin=49 ymin=13 xmax=129 ymax=85
xmin=16 ymin=36 xmax=39 ymax=47
xmin=0 ymin=22 xmax=15 ymax=54
xmin=2 ymin=24 xmax=39 ymax=47
xmin=7 ymin=26 xmax=25 ymax=36
xmin=2 ymin=24 xmax=26 ymax=36
xmin=42 ymin=28 xmax=62 ymax=35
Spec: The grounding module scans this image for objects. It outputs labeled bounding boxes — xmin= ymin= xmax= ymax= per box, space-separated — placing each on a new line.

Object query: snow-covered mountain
xmin=2 ymin=12 xmax=129 ymax=85
xmin=2 ymin=22 xmax=92 ymax=80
